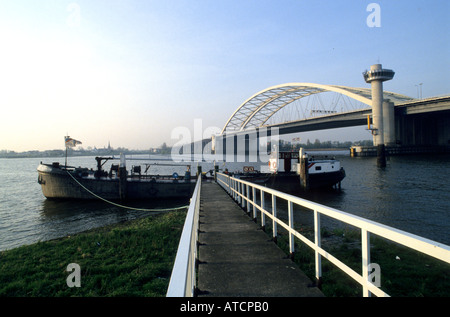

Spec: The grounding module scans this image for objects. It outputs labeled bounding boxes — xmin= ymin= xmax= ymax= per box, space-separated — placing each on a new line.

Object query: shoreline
xmin=1 ymin=209 xmax=448 ymax=297
xmin=0 ymin=210 xmax=186 ymax=297
xmin=304 ymin=148 xmax=349 ymax=152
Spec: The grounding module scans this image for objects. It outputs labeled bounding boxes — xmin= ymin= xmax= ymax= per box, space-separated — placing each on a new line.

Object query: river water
xmin=0 ymin=152 xmax=449 ymax=251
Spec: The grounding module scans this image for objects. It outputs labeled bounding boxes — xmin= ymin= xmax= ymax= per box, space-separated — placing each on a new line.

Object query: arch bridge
xmin=221 ymin=83 xmax=414 ymax=134
xmin=203 ymin=81 xmax=450 ymax=159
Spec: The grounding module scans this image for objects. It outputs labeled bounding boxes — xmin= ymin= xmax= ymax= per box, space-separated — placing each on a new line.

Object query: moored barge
xmin=234 ymin=148 xmax=345 ymax=193
xmin=37 ymin=155 xmax=197 ymax=200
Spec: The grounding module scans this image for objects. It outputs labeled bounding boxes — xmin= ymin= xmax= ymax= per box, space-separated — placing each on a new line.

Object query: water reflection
xmin=38 ymin=197 xmax=189 ymax=242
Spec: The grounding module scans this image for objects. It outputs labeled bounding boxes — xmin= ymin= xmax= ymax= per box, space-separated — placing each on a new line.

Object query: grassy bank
xmin=1 ymin=208 xmax=448 ymax=297
xmin=0 ymin=210 xmax=186 ymax=297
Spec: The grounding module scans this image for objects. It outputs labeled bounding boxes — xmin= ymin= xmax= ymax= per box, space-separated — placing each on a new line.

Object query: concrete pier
xmin=350 ymin=144 xmax=450 ymax=157
xmin=363 ymin=64 xmax=395 ymax=167
xmin=196 ymin=182 xmax=323 ymax=297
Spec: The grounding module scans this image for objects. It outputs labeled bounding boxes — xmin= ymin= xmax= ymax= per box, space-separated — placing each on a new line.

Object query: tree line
xmin=277 ymin=139 xmax=373 ymax=151
xmin=1 ymin=139 xmax=372 ymax=158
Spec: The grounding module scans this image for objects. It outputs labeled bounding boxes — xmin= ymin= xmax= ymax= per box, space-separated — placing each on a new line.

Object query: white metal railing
xmin=166 ymin=175 xmax=202 ymax=297
xmin=216 ymin=172 xmax=450 ymax=297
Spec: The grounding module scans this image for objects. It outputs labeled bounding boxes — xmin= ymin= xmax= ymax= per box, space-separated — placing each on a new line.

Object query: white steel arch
xmin=222 ymin=83 xmax=414 ymax=133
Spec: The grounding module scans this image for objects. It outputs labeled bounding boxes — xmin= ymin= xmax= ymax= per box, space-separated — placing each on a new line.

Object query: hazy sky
xmin=0 ymin=0 xmax=448 ymax=152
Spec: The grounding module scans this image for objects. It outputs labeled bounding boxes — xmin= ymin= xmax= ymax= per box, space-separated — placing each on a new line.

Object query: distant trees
xmin=1 ymin=139 xmax=373 ymax=158
xmin=159 ymin=142 xmax=171 ymax=154
xmin=276 ymin=139 xmax=373 ymax=151
xmin=0 ymin=149 xmax=65 ymax=158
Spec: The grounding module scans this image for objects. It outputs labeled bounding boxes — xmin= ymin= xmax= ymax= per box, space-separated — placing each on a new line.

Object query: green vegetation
xmin=271 ymin=139 xmax=373 ymax=152
xmin=2 ymin=207 xmax=447 ymax=297
xmin=0 ymin=211 xmax=186 ymax=297
xmin=0 ymin=143 xmax=171 ymax=158
xmin=274 ymin=227 xmax=450 ymax=297
xmin=0 ymin=139 xmax=372 ymax=158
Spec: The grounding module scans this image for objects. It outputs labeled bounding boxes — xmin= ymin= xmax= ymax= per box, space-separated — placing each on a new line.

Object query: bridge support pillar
xmin=299 ymin=148 xmax=309 ymax=190
xmin=370 ymin=78 xmax=385 ymax=147
xmin=383 ymin=100 xmax=395 ymax=145
xmin=363 ymin=64 xmax=395 ymax=167
xmin=212 ymin=134 xmax=225 ymax=162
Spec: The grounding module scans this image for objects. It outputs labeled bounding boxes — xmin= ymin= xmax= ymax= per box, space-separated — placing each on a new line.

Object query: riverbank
xmin=0 ymin=210 xmax=186 ymax=297
xmin=1 ymin=207 xmax=448 ymax=297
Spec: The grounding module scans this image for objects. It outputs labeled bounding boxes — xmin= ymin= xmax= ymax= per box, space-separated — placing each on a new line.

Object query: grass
xmin=273 ymin=226 xmax=450 ymax=297
xmin=0 ymin=210 xmax=186 ymax=297
xmin=1 ymin=206 xmax=448 ymax=297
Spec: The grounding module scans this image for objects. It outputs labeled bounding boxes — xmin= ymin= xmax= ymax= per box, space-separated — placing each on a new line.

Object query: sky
xmin=0 ymin=0 xmax=449 ymax=152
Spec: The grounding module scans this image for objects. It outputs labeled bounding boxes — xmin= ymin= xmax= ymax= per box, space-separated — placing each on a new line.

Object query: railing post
xmin=252 ymin=186 xmax=257 ymax=222
xmin=226 ymin=175 xmax=229 ymax=194
xmin=238 ymin=181 xmax=242 ymax=205
xmin=236 ymin=180 xmax=239 ymax=202
xmin=242 ymin=181 xmax=246 ymax=210
xmin=232 ymin=178 xmax=236 ymax=201
xmin=272 ymin=194 xmax=277 ymax=243
xmin=362 ymin=229 xmax=371 ymax=297
xmin=314 ymin=210 xmax=322 ymax=288
xmin=288 ymin=200 xmax=295 ymax=259
xmin=246 ymin=184 xmax=251 ymax=216
xmin=232 ymin=178 xmax=235 ymax=199
xmin=260 ymin=189 xmax=266 ymax=231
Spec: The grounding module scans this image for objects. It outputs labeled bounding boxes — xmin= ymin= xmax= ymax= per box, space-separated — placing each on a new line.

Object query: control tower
xmin=363 ymin=64 xmax=395 ymax=167
xmin=363 ymin=64 xmax=395 ymax=146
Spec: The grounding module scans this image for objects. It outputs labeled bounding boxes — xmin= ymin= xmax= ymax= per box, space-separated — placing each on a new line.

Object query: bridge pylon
xmin=363 ymin=64 xmax=395 ymax=166
xmin=363 ymin=64 xmax=395 ymax=145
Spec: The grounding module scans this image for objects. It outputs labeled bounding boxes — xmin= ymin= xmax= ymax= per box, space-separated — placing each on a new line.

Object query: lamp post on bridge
xmin=363 ymin=64 xmax=395 ymax=167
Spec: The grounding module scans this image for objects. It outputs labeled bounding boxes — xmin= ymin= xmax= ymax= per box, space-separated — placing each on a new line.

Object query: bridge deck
xmin=197 ymin=181 xmax=324 ymax=297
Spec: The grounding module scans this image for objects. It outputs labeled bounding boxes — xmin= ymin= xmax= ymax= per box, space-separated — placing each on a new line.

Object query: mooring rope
xmin=66 ymin=171 xmax=189 ymax=212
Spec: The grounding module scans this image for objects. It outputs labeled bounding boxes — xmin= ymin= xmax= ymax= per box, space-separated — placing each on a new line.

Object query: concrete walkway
xmin=197 ymin=181 xmax=324 ymax=297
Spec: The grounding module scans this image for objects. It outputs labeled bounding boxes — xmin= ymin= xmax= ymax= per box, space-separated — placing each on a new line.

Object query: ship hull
xmin=37 ymin=164 xmax=196 ymax=200
xmin=238 ymin=169 xmax=345 ymax=193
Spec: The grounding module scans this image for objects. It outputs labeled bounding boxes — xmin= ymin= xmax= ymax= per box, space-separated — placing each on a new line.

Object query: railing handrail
xmin=216 ymin=172 xmax=450 ymax=297
xmin=166 ymin=175 xmax=202 ymax=297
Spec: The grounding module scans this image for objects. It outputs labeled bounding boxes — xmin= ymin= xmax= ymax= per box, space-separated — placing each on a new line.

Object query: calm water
xmin=0 ymin=153 xmax=449 ymax=251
